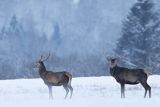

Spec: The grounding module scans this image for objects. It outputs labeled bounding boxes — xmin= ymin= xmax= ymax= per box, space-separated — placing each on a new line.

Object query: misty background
xmin=0 ymin=0 xmax=160 ymax=79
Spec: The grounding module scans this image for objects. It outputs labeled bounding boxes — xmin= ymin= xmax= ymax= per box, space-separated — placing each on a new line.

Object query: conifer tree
xmin=116 ymin=0 xmax=160 ymax=73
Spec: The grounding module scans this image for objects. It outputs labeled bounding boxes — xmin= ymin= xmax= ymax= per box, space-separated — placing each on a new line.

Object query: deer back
xmin=110 ymin=66 xmax=147 ymax=84
xmin=42 ymin=71 xmax=69 ymax=85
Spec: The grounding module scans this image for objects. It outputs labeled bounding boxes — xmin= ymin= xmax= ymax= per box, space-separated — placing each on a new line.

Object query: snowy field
xmin=0 ymin=75 xmax=160 ymax=107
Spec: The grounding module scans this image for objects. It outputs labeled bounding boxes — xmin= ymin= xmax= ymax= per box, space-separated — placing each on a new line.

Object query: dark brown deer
xmin=107 ymin=57 xmax=151 ymax=98
xmin=35 ymin=54 xmax=73 ymax=99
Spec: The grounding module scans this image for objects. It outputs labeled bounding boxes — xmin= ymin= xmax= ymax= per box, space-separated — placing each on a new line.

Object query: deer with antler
xmin=34 ymin=53 xmax=73 ymax=99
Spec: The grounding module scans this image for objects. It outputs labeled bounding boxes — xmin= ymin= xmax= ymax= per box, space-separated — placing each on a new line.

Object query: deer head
xmin=106 ymin=57 xmax=118 ymax=68
xmin=35 ymin=53 xmax=50 ymax=69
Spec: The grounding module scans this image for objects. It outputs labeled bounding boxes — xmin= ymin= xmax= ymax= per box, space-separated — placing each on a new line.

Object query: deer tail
xmin=65 ymin=72 xmax=72 ymax=86
xmin=143 ymin=68 xmax=152 ymax=77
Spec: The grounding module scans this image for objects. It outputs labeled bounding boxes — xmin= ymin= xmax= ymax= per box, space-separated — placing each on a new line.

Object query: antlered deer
xmin=107 ymin=57 xmax=151 ymax=98
xmin=35 ymin=54 xmax=73 ymax=99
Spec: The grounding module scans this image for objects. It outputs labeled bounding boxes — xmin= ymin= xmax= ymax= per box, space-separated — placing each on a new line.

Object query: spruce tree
xmin=49 ymin=23 xmax=62 ymax=54
xmin=116 ymin=0 xmax=160 ymax=73
xmin=50 ymin=23 xmax=61 ymax=47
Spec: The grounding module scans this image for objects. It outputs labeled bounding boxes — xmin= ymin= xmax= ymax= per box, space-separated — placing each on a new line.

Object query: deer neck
xmin=110 ymin=65 xmax=118 ymax=77
xmin=38 ymin=65 xmax=47 ymax=77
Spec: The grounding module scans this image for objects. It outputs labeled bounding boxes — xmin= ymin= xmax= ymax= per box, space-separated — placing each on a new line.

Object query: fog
xmin=0 ymin=0 xmax=159 ymax=79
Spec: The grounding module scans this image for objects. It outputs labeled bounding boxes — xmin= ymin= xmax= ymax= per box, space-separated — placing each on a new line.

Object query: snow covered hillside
xmin=0 ymin=75 xmax=159 ymax=107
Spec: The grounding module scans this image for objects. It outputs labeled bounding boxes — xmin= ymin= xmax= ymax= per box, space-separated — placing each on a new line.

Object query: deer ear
xmin=40 ymin=55 xmax=43 ymax=61
xmin=106 ymin=57 xmax=111 ymax=61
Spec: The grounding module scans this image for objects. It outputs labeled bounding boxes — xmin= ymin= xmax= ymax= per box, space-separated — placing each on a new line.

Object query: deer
xmin=34 ymin=53 xmax=73 ymax=99
xmin=107 ymin=57 xmax=151 ymax=98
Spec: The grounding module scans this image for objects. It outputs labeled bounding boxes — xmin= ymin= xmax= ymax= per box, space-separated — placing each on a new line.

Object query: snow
xmin=0 ymin=75 xmax=160 ymax=107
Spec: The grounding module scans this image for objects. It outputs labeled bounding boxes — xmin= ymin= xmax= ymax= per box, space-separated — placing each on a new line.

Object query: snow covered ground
xmin=0 ymin=75 xmax=159 ymax=107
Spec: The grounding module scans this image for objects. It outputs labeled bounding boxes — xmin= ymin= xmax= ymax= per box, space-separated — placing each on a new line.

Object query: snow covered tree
xmin=0 ymin=26 xmax=6 ymax=40
xmin=116 ymin=0 xmax=160 ymax=73
xmin=50 ymin=23 xmax=61 ymax=50
xmin=6 ymin=15 xmax=24 ymax=39
xmin=0 ymin=15 xmax=24 ymax=78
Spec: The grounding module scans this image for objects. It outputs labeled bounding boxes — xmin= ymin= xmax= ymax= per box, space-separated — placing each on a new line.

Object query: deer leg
xmin=48 ymin=85 xmax=53 ymax=99
xmin=63 ymin=85 xmax=69 ymax=99
xmin=146 ymin=83 xmax=151 ymax=98
xmin=140 ymin=82 xmax=148 ymax=98
xmin=121 ymin=84 xmax=123 ymax=98
xmin=144 ymin=86 xmax=147 ymax=98
xmin=121 ymin=84 xmax=125 ymax=98
xmin=123 ymin=84 xmax=125 ymax=98
xmin=67 ymin=85 xmax=73 ymax=99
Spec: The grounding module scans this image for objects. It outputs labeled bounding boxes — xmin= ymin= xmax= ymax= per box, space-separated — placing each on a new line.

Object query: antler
xmin=41 ymin=53 xmax=50 ymax=62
